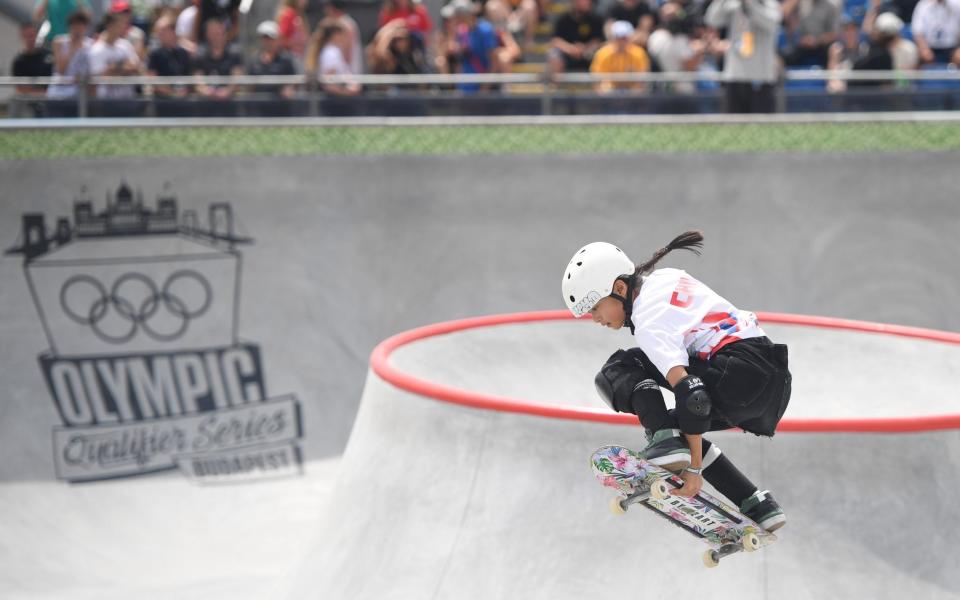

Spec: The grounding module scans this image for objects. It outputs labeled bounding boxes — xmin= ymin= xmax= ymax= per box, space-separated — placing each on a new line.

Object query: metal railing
xmin=2 ymin=69 xmax=959 ymax=118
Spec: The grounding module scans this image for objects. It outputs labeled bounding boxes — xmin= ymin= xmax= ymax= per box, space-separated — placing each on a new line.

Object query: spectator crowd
xmin=9 ymin=0 xmax=960 ymax=112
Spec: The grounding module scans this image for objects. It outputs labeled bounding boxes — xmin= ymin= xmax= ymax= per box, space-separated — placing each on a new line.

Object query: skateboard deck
xmin=590 ymin=445 xmax=777 ymax=567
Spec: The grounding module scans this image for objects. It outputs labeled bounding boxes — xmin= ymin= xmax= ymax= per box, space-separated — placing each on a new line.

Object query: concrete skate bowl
xmin=287 ymin=310 xmax=960 ymax=600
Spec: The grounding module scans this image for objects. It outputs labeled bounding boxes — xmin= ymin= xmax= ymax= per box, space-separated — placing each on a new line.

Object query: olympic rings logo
xmin=59 ymin=271 xmax=213 ymax=344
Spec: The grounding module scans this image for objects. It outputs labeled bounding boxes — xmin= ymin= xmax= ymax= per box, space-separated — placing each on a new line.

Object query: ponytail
xmin=613 ymin=230 xmax=703 ymax=335
xmin=634 ymin=230 xmax=704 ymax=277
xmin=305 ymin=19 xmax=344 ymax=76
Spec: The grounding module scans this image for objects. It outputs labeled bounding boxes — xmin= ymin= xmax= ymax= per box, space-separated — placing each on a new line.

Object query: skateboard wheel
xmin=702 ymin=550 xmax=720 ymax=568
xmin=610 ymin=495 xmax=627 ymax=515
xmin=650 ymin=480 xmax=670 ymax=501
xmin=741 ymin=532 xmax=761 ymax=552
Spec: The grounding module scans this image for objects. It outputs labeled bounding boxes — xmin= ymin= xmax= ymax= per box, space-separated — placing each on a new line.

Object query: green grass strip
xmin=2 ymin=122 xmax=960 ymax=159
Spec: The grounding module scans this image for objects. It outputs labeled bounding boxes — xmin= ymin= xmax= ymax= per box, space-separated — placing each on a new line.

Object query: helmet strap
xmin=611 ymin=274 xmax=639 ymax=334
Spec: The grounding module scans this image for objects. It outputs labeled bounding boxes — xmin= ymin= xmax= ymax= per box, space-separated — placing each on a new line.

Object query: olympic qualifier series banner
xmin=6 ymin=183 xmax=304 ymax=483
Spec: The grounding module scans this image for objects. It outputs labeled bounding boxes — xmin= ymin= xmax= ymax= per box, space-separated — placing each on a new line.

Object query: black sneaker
xmin=640 ymin=429 xmax=691 ymax=473
xmin=740 ymin=490 xmax=786 ymax=532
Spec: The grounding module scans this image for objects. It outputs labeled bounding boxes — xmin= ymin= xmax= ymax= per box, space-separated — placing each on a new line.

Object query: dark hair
xmin=67 ymin=10 xmax=90 ymax=25
xmin=101 ymin=12 xmax=120 ymax=28
xmin=205 ymin=17 xmax=228 ymax=32
xmin=633 ymin=230 xmax=704 ymax=276
xmin=305 ymin=19 xmax=346 ymax=74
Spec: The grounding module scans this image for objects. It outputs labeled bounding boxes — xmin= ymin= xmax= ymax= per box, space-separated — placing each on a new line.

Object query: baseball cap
xmin=257 ymin=20 xmax=280 ymax=38
xmin=875 ymin=12 xmax=903 ymax=35
xmin=110 ymin=0 xmax=131 ymax=12
xmin=611 ymin=20 xmax=634 ymax=39
xmin=441 ymin=0 xmax=475 ymax=18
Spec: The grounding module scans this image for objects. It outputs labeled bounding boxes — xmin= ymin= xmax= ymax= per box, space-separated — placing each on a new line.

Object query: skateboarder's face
xmin=589 ymin=284 xmax=628 ymax=330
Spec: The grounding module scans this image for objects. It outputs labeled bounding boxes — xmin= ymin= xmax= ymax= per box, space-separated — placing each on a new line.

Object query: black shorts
xmin=687 ymin=336 xmax=792 ymax=437
xmin=548 ymin=47 xmax=592 ymax=72
xmin=562 ymin=54 xmax=592 ymax=72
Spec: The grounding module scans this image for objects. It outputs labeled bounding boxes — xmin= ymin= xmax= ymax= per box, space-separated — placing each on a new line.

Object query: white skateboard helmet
xmin=562 ymin=242 xmax=635 ymax=317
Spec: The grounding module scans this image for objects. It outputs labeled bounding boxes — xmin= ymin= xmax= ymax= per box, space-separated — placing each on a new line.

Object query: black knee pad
xmin=674 ymin=374 xmax=712 ymax=434
xmin=595 ymin=349 xmax=666 ymax=418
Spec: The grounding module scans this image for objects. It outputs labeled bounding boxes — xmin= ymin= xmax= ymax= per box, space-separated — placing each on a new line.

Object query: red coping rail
xmin=369 ymin=310 xmax=960 ymax=433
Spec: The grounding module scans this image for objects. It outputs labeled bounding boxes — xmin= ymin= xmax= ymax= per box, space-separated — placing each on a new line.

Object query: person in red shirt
xmin=378 ymin=0 xmax=433 ymax=37
xmin=275 ymin=0 xmax=308 ymax=59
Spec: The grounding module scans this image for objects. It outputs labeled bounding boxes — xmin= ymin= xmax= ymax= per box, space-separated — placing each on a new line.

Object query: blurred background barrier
xmin=2 ymin=70 xmax=960 ymax=118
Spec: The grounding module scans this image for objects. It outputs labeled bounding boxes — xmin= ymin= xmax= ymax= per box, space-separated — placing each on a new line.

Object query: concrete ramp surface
xmin=287 ymin=313 xmax=960 ymax=600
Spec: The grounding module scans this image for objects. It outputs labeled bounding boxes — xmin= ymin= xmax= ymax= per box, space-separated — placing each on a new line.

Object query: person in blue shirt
xmin=444 ymin=0 xmax=498 ymax=93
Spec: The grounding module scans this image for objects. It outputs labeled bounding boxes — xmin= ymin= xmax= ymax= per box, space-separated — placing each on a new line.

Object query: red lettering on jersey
xmin=670 ymin=277 xmax=697 ymax=308
xmin=703 ymin=312 xmax=729 ymax=323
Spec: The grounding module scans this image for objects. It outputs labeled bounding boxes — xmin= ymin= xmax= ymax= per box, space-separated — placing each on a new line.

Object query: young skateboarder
xmin=562 ymin=230 xmax=790 ymax=530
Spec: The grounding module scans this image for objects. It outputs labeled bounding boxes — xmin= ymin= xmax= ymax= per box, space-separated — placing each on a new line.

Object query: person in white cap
xmin=837 ymin=10 xmax=918 ymax=91
xmin=589 ymin=20 xmax=650 ymax=93
xmin=249 ymin=21 xmax=297 ymax=99
xmin=865 ymin=9 xmax=918 ymax=71
xmin=442 ymin=0 xmax=500 ymax=93
xmin=562 ymin=231 xmax=791 ymax=532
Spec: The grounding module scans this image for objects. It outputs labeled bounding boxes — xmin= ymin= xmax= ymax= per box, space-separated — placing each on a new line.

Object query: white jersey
xmin=319 ymin=44 xmax=352 ymax=77
xmin=88 ymin=37 xmax=140 ymax=99
xmin=631 ymin=268 xmax=766 ymax=378
xmin=176 ymin=5 xmax=198 ymax=39
xmin=912 ymin=0 xmax=960 ymax=50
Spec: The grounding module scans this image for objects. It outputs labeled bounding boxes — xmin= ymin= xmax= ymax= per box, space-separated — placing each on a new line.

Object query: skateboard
xmin=590 ymin=445 xmax=777 ymax=567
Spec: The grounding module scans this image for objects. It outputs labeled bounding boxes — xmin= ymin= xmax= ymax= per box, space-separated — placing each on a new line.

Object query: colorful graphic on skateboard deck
xmin=590 ymin=445 xmax=777 ymax=567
